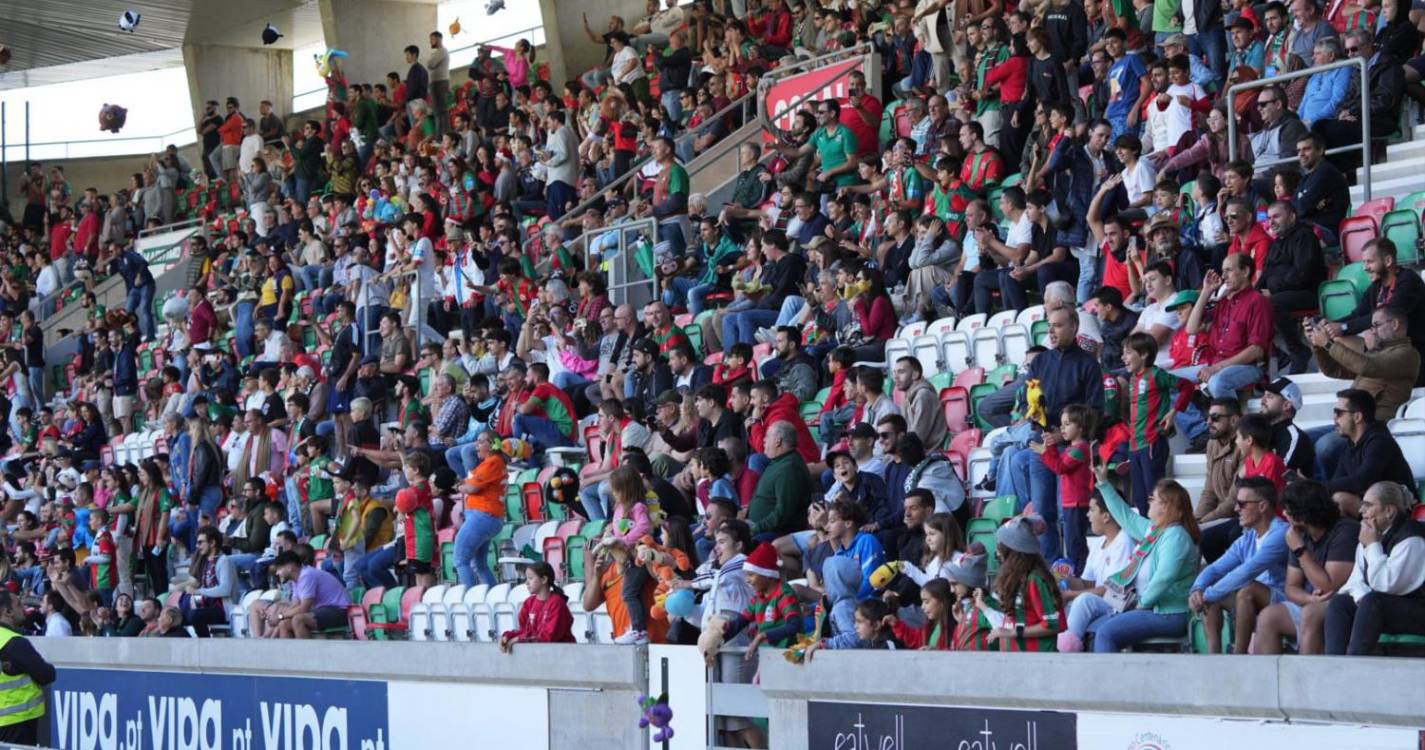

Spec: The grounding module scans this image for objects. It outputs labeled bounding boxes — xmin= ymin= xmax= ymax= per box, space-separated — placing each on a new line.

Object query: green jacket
xmin=1100 ymin=483 xmax=1198 ymax=614
xmin=747 ymin=451 xmax=812 ymax=536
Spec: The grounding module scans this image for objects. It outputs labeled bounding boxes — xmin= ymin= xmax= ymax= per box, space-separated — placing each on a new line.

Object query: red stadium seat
xmin=953 ymin=367 xmax=985 ymax=390
xmin=1338 ymin=215 xmax=1378 ymax=264
xmin=347 ymin=587 xmax=385 ymax=641
xmin=940 ymin=387 xmax=970 ymax=434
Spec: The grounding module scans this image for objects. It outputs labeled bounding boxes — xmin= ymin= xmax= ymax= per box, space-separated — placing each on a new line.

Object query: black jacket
xmin=187 ymin=440 xmax=222 ymax=504
xmin=1328 ymin=421 xmax=1416 ymax=495
xmin=630 ymin=361 xmax=674 ymax=415
xmin=1340 ymin=53 xmax=1405 ymax=138
xmin=1270 ymin=419 xmax=1316 ymax=475
xmin=1294 ymin=161 xmax=1349 ymax=235
xmin=1258 ymin=223 xmax=1326 ymax=295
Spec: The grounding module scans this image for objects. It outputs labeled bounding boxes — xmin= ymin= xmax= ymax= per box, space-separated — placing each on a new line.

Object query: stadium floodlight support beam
xmin=1227 ymin=56 xmax=1371 ymax=202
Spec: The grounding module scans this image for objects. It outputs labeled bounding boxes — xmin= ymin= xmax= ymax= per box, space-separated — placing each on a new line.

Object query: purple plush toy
xmin=638 ymin=693 xmax=674 ymax=742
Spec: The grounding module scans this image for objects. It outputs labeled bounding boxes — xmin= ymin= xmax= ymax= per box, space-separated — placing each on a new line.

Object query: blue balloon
xmin=665 ymin=589 xmax=695 ymax=619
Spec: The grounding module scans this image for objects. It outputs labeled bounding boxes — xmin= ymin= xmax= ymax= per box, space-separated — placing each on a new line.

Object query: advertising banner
xmin=49 ymin=668 xmax=388 ymax=750
xmin=763 ymin=59 xmax=863 ymax=138
xmin=807 ymin=701 xmax=1076 ymax=749
xmin=1076 ymin=713 xmax=1421 ymax=750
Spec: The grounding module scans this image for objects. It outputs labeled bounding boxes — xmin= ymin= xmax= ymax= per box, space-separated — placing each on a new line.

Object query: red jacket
xmin=1040 ymin=440 xmax=1093 ymax=509
xmin=749 ymin=393 xmax=819 ymax=464
xmin=218 ymin=112 xmax=245 ymax=147
xmin=501 ymin=592 xmax=575 ymax=644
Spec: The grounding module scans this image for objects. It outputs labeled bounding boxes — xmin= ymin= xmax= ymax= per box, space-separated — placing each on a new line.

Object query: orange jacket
xmin=464 ymin=454 xmax=508 ymax=518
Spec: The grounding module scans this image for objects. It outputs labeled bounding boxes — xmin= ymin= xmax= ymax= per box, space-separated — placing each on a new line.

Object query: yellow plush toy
xmin=784 ymin=606 xmax=827 ymax=664
xmin=1024 ymin=378 xmax=1048 ymax=428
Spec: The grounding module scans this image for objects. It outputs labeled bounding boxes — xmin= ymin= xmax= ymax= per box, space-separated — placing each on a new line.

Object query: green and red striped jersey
xmin=1125 ymin=366 xmax=1194 ymax=450
xmin=1000 ymin=570 xmax=1064 ymax=653
xmin=744 ymin=582 xmax=802 ymax=648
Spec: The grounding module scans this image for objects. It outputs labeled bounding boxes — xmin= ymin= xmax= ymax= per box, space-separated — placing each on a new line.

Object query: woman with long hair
xmin=848 ymin=266 xmax=896 ymax=361
xmin=1160 ymin=105 xmax=1253 ymax=182
xmin=499 ymin=560 xmax=574 ymax=651
xmin=135 ymin=459 xmax=173 ymax=595
xmin=1062 ymin=473 xmax=1202 ymax=652
xmin=981 ymin=516 xmax=1066 ymax=651
xmin=183 ymin=415 xmax=225 ymax=549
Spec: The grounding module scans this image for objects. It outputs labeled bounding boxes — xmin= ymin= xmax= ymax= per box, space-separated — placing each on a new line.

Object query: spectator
xmin=258 ymin=549 xmax=349 ymax=638
xmin=1324 ymin=481 xmax=1425 ymax=655
xmin=1064 ymin=474 xmax=1200 ymax=652
xmin=1035 ymin=404 xmax=1097 ymax=571
xmin=1255 ymin=479 xmax=1359 ymax=655
xmin=1291 ymin=133 xmax=1349 ymax=239
xmin=1331 ymin=239 xmax=1425 ymax=386
xmin=892 ymin=356 xmax=948 ymax=452
xmin=1090 ymin=285 xmax=1140 ymax=371
xmin=499 ymin=561 xmax=575 ymax=651
xmin=454 ymin=431 xmax=509 ymax=586
xmin=747 ymin=421 xmax=813 ymax=542
xmin=1258 ymin=200 xmax=1326 ymax=374
xmin=1326 ymin=389 xmax=1416 ymax=517
xmin=984 ymin=517 xmax=1065 ymax=651
xmin=1307 ymin=307 xmax=1421 ymax=478
xmin=1259 ymin=378 xmax=1316 ymax=476
xmin=1248 ymin=85 xmax=1308 ymax=183
xmin=1314 ymin=30 xmax=1404 ymax=157
xmin=176 ymin=526 xmax=239 ymax=638
xmin=1190 ymin=477 xmax=1289 ymax=654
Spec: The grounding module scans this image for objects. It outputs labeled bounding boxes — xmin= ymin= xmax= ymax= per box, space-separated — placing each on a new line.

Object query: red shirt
xmin=74 ymin=212 xmax=101 ymax=256
xmin=1206 ymin=286 xmax=1274 ymax=364
xmin=1041 ymin=440 xmax=1093 ymax=508
xmin=1242 ymin=450 xmax=1286 ymax=491
xmin=1228 ymin=225 xmax=1272 ymax=280
xmin=840 ymin=94 xmax=883 ymax=156
xmin=218 ymin=112 xmax=245 ymax=146
xmin=50 ymin=222 xmax=74 ymax=260
xmin=1100 ymin=243 xmax=1147 ymax=301
xmin=190 ymin=299 xmax=216 ymax=345
xmin=985 ymin=55 xmax=1029 ymax=105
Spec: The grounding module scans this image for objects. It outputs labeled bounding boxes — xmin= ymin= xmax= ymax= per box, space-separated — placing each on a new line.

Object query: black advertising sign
xmin=807 ymin=701 xmax=1077 ymax=750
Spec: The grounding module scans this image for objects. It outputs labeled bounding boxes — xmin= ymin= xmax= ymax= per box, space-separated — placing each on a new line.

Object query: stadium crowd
xmin=0 ymin=0 xmax=1421 ymax=695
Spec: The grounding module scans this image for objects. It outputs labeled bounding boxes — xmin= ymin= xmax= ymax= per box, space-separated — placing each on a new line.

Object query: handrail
xmin=757 ymin=42 xmax=873 ymax=84
xmin=546 ymin=90 xmax=757 ymax=227
xmin=1227 ymin=56 xmax=1370 ymax=201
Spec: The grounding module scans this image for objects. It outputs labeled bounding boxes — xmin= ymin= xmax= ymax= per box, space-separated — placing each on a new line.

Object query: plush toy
xmin=635 ymin=535 xmax=692 ymax=621
xmin=314 ymin=49 xmax=349 ymax=78
xmin=783 ymin=604 xmax=827 ymax=664
xmin=698 ymin=616 xmax=727 ymax=663
xmin=869 ymin=560 xmax=921 ymax=603
xmin=118 ymin=10 xmax=141 ymax=33
xmin=1025 ymin=378 xmax=1048 ymax=427
xmin=665 ymin=588 xmax=695 ymax=620
xmin=637 ymin=693 xmax=674 ymax=742
xmin=98 ymin=104 xmax=128 ymax=134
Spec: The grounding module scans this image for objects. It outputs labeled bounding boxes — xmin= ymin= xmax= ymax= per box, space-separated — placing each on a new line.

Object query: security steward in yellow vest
xmin=0 ymin=590 xmax=55 ymax=745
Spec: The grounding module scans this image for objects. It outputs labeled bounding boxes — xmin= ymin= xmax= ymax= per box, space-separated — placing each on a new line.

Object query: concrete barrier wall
xmin=757 ymin=652 xmax=1425 ymax=750
xmin=32 ymin=639 xmax=650 ymax=750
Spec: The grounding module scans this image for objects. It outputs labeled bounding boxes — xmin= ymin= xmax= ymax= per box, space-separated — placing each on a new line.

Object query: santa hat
xmin=743 ymin=543 xmax=780 ymax=579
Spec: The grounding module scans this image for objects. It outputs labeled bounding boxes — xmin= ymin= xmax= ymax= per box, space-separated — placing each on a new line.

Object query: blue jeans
xmin=580 ymin=480 xmax=612 ymax=521
xmin=127 ymin=284 xmax=156 ymax=340
xmin=990 ymin=422 xmax=1038 ymax=489
xmin=512 ymin=414 xmax=573 ymax=451
xmin=775 ymin=295 xmax=807 ymax=327
xmin=1073 ymin=248 xmax=1099 ymax=305
xmin=1129 ymin=440 xmax=1170 ymax=515
xmin=1088 ymin=604 xmax=1191 ymax=652
xmin=1009 ymin=442 xmax=1061 ymax=560
xmin=298 ymin=264 xmax=332 ymax=293
xmin=1172 ymin=364 xmax=1263 ymax=439
xmin=228 ymin=552 xmax=261 ymax=594
xmin=553 ymin=371 xmax=592 ymax=393
xmin=294 ymin=176 xmax=314 ymax=205
xmin=357 ymin=543 xmax=399 ymax=589
xmin=453 ymin=508 xmax=502 ymax=587
xmin=284 ymin=476 xmax=306 ymax=538
xmin=661 ymin=90 xmax=683 ymax=123
xmin=27 ymin=366 xmax=44 ymax=407
xmin=1188 ymin=24 xmax=1228 ymax=81
xmin=663 ymin=277 xmax=713 ymax=314
xmin=1310 ymin=425 xmax=1349 ymax=481
xmin=444 ymin=442 xmax=480 ymax=477
xmin=234 ymin=301 xmax=256 ymax=359
xmin=1061 ymin=505 xmax=1089 ymax=574
xmin=722 ymin=308 xmax=780 ymax=351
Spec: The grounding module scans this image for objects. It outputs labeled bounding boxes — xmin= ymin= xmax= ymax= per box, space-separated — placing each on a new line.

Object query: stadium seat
xmin=1380 ymin=210 xmax=1421 ymax=266
xmin=568 ymin=535 xmax=590 ymax=581
xmin=474 ymin=583 xmax=511 ymax=642
xmin=347 ymin=587 xmax=386 ymax=641
xmin=953 ymin=366 xmax=985 ymax=390
xmin=568 ymin=583 xmax=592 ymax=643
xmin=504 ymin=485 xmax=526 ymax=525
xmin=493 ymin=584 xmax=532 ymax=638
xmin=986 ymin=363 xmax=1019 ymax=388
xmin=1016 ymin=304 xmax=1047 ymax=326
xmin=939 ymin=332 xmax=972 ymax=373
xmin=899 ymin=320 xmax=927 ymax=339
xmin=544 ymin=536 xmax=567 ymax=581
xmin=1335 ymin=261 xmax=1371 ymax=292
xmin=956 ymin=313 xmax=987 ymax=333
xmin=408 ymin=585 xmax=447 ymax=641
xmin=1387 ymin=418 xmax=1425 ymax=480
xmin=1353 ymin=196 xmax=1395 ymax=227
xmin=1030 ymin=319 xmax=1050 ymax=347
xmin=1000 ymin=323 xmax=1031 ymax=365
xmin=1338 ymin=215 xmax=1378 ymax=264
xmin=523 ymin=480 xmax=546 ymax=522
xmin=884 ymin=337 xmax=911 ymax=367
xmin=972 ymin=327 xmax=1003 ymax=368
xmin=451 ymin=584 xmax=489 ymax=642
xmin=1319 ymin=279 xmax=1361 ymax=322
xmin=367 ymin=586 xmax=423 ymax=640
xmin=946 ymin=429 xmax=983 ymax=480
xmin=431 ymin=584 xmax=466 ymax=641
xmin=911 ymin=334 xmax=942 ymax=375
xmin=925 ymin=316 xmax=957 ymax=339
xmin=967 ymin=447 xmax=993 ymax=498
xmin=969 ymin=383 xmax=999 ymax=430
xmin=940 ymin=387 xmax=970 ymax=434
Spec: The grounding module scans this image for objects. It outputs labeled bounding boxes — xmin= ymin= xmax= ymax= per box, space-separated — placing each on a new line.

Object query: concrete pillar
xmin=538 ymin=0 xmax=652 ymax=89
xmin=182 ymin=45 xmax=294 ymax=141
xmin=318 ymin=0 xmax=440 ymax=90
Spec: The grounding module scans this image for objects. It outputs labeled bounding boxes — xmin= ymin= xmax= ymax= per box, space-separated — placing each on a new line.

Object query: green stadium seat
xmin=1380 ymin=209 xmax=1421 ymax=266
xmin=1319 ymin=279 xmax=1361 ymax=322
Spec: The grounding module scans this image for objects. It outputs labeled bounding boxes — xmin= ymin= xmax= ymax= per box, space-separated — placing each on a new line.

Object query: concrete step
xmin=1356 ymin=154 xmax=1425 ymax=184
xmin=1350 ymin=171 xmax=1423 ymax=203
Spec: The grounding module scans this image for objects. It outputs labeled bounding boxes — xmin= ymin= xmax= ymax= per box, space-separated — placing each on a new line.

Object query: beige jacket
xmin=1194 ymin=434 xmax=1242 ymax=523
xmin=1313 ymin=336 xmax=1421 ymax=421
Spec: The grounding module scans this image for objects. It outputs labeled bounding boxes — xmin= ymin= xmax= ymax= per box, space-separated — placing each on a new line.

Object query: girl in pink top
xmin=484 ymin=40 xmax=535 ymax=89
xmin=600 ymin=465 xmax=653 ymax=644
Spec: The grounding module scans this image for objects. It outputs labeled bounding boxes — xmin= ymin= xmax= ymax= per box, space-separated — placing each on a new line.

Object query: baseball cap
xmin=1166 ymin=290 xmax=1199 ymax=309
xmin=631 ymin=338 xmax=660 ymax=357
xmin=1162 ymin=33 xmax=1189 ymax=47
xmin=1264 ymin=377 xmax=1304 ymax=412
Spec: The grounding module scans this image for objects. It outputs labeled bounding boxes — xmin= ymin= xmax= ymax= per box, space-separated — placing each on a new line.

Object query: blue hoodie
xmin=821 ymin=556 xmax=861 ymax=647
xmin=833 ymin=531 xmax=886 ymax=601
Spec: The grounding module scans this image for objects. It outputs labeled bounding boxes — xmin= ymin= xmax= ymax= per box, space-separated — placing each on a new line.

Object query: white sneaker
xmin=613 ymin=629 xmax=649 ymax=645
xmin=753 ymin=327 xmax=775 ymax=345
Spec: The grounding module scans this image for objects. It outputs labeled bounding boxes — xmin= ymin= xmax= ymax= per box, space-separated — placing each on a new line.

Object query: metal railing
xmin=554 ymin=216 xmax=658 ymax=307
xmin=1227 ymin=56 xmax=1371 ymax=201
xmin=545 ymin=90 xmax=759 ymax=230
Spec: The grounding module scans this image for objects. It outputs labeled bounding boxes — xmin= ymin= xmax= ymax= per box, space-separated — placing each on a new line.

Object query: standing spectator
xmin=542 ymin=111 xmax=579 ymax=220
xmin=1324 ymin=481 xmax=1425 ymax=655
xmin=427 ymin=31 xmax=450 ymax=137
xmin=107 ymin=244 xmax=156 ymax=342
xmin=892 ymin=356 xmax=947 ymax=452
xmin=211 ymin=98 xmax=245 ymax=183
xmin=454 ymin=431 xmax=508 ymax=587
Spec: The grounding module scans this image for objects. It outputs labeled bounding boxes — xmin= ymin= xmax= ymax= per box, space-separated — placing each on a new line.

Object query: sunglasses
xmin=1333 ymin=408 xmax=1359 ymax=416
xmin=878 ymin=432 xmax=895 ymax=439
xmin=1207 ymin=413 xmax=1231 ymax=422
xmin=1256 ymin=98 xmax=1278 ymax=107
xmin=1234 ymin=499 xmax=1266 ymax=508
